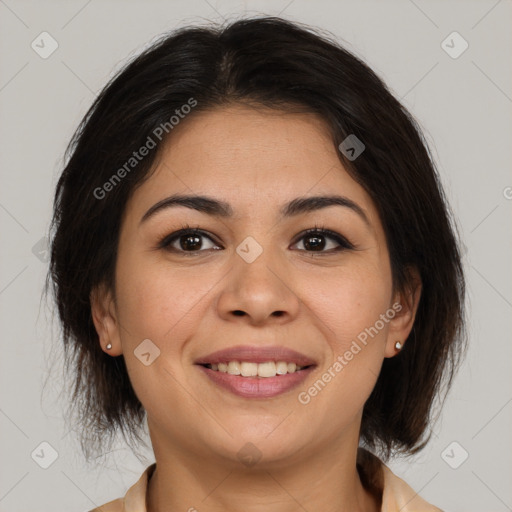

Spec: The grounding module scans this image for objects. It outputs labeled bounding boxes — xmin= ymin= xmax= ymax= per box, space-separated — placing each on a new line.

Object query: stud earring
xmin=106 ymin=343 xmax=112 ymax=350
xmin=395 ymin=341 xmax=402 ymax=351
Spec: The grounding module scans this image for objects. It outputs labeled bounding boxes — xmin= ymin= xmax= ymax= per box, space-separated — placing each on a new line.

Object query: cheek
xmin=295 ymin=260 xmax=392 ymax=422
xmin=113 ymin=254 xmax=207 ymax=421
xmin=114 ymin=251 xmax=214 ymax=344
xmin=307 ymin=262 xmax=392 ymax=350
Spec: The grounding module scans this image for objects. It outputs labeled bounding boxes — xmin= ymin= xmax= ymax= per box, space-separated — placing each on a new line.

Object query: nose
xmin=216 ymin=245 xmax=301 ymax=326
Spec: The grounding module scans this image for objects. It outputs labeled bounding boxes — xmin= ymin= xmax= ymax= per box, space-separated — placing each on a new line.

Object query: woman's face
xmin=93 ymin=104 xmax=417 ymax=467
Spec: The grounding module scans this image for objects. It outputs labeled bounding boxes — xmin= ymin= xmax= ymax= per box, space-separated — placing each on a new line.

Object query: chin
xmin=211 ymin=425 xmax=307 ymax=467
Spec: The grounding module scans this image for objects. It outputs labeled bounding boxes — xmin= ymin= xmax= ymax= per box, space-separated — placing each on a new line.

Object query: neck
xmin=146 ymin=432 xmax=381 ymax=512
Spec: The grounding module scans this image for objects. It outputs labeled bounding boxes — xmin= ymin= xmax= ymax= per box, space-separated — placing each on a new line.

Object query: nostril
xmin=233 ymin=310 xmax=245 ymax=316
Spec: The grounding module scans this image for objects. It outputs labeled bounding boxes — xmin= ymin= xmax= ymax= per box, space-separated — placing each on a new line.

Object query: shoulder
xmin=357 ymin=448 xmax=442 ymax=512
xmin=88 ymin=497 xmax=124 ymax=512
xmin=87 ymin=463 xmax=156 ymax=512
xmin=380 ymin=464 xmax=442 ymax=512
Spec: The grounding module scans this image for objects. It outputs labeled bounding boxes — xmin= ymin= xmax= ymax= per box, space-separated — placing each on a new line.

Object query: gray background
xmin=0 ymin=0 xmax=511 ymax=511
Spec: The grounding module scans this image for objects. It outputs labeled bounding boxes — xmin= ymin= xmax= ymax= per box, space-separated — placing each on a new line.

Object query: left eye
xmin=290 ymin=228 xmax=353 ymax=252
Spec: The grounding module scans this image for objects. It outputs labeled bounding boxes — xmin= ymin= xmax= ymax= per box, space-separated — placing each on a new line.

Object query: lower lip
xmin=197 ymin=365 xmax=315 ymax=399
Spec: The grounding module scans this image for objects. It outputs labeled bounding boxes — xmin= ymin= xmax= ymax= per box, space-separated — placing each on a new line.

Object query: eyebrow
xmin=140 ymin=193 xmax=370 ymax=225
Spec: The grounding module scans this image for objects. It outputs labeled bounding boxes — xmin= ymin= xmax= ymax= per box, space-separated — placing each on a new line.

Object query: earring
xmin=106 ymin=343 xmax=112 ymax=350
xmin=395 ymin=341 xmax=402 ymax=351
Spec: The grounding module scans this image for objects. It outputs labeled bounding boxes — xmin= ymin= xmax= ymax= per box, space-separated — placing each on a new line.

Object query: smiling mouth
xmin=197 ymin=362 xmax=315 ymax=399
xmin=195 ymin=345 xmax=316 ymax=397
xmin=201 ymin=360 xmax=312 ymax=378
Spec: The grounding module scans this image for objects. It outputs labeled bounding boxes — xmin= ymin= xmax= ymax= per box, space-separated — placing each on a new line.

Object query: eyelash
xmin=157 ymin=223 xmax=355 ymax=257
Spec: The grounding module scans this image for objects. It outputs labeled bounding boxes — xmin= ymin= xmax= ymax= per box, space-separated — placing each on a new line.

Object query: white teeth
xmin=276 ymin=361 xmax=288 ymax=374
xmin=287 ymin=362 xmax=297 ymax=373
xmin=258 ymin=361 xmax=276 ymax=377
xmin=240 ymin=362 xmax=258 ymax=377
xmin=227 ymin=361 xmax=241 ymax=375
xmin=207 ymin=360 xmax=306 ymax=377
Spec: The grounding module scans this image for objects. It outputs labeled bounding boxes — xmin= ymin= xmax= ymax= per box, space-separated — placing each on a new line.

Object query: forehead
xmin=126 ymin=104 xmax=378 ymax=224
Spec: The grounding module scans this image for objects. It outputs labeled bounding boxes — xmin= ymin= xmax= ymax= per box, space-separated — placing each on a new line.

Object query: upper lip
xmin=195 ymin=345 xmax=317 ymax=367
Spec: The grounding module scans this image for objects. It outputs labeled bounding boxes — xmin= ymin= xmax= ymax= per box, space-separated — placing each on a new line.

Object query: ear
xmin=90 ymin=282 xmax=123 ymax=356
xmin=384 ymin=267 xmax=422 ymax=358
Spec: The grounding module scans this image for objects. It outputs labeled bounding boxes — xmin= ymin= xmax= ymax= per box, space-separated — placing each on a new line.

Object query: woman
xmin=48 ymin=16 xmax=466 ymax=511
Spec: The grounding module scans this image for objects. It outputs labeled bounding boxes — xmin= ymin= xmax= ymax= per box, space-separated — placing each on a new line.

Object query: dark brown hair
xmin=47 ymin=16 xmax=466 ymax=462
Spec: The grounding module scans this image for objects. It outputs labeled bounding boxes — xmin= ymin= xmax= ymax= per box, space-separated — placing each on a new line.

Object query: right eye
xmin=158 ymin=226 xmax=223 ymax=255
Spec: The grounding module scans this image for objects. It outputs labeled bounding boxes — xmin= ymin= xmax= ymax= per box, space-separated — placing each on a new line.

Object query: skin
xmin=91 ymin=103 xmax=421 ymax=512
